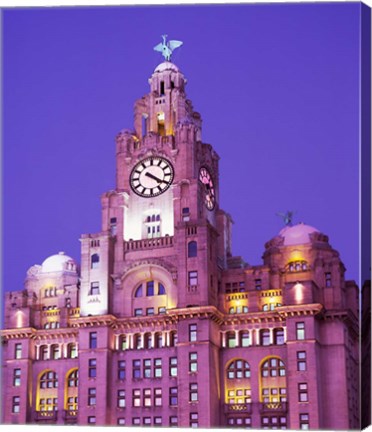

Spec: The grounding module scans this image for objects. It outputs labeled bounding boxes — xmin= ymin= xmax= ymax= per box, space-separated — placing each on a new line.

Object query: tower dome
xmin=278 ymin=222 xmax=319 ymax=246
xmin=41 ymin=251 xmax=76 ymax=273
xmin=154 ymin=61 xmax=180 ymax=73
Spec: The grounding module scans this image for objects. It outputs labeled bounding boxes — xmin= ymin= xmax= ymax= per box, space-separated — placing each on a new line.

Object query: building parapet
xmin=124 ymin=235 xmax=174 ymax=251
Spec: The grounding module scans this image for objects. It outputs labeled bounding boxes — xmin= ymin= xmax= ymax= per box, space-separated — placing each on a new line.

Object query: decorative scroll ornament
xmin=154 ymin=35 xmax=183 ymax=61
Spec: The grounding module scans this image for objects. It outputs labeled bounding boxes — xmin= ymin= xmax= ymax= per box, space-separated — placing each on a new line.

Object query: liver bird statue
xmin=154 ymin=35 xmax=183 ymax=62
xmin=276 ymin=210 xmax=296 ymax=226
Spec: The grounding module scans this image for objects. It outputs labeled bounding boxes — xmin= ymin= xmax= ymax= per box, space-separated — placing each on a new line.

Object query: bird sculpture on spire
xmin=154 ymin=35 xmax=183 ymax=62
xmin=276 ymin=210 xmax=296 ymax=226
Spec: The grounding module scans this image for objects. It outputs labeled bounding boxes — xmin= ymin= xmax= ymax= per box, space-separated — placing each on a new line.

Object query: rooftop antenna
xmin=276 ymin=210 xmax=296 ymax=226
xmin=154 ymin=35 xmax=183 ymax=62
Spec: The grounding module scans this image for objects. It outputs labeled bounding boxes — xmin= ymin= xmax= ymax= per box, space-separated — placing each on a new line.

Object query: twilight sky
xmin=3 ymin=3 xmax=362 ymax=293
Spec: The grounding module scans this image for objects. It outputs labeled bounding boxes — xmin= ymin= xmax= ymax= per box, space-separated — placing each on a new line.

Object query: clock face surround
xmin=130 ymin=156 xmax=174 ymax=198
xmin=199 ymin=166 xmax=216 ymax=211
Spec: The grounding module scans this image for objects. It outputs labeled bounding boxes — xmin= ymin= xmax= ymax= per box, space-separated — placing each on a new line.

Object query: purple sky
xmin=3 ymin=3 xmax=362 ymax=294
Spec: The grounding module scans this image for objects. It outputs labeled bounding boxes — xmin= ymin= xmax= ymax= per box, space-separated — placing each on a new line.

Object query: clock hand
xmin=145 ymin=172 xmax=163 ymax=183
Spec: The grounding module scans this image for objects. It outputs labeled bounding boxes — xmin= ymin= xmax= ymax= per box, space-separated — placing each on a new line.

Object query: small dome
xmin=154 ymin=61 xmax=179 ymax=73
xmin=279 ymin=223 xmax=319 ymax=246
xmin=41 ymin=252 xmax=76 ymax=273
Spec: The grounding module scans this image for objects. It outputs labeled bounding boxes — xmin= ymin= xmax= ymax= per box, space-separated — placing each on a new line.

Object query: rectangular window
xmin=143 ymin=359 xmax=151 ymax=378
xmin=170 ymin=416 xmax=178 ymax=427
xmin=169 ymin=357 xmax=178 ymax=377
xmin=134 ymin=308 xmax=143 ymax=317
xmin=143 ymin=388 xmax=152 ymax=407
xmin=88 ymin=388 xmax=96 ymax=406
xmin=158 ymin=306 xmax=166 ymax=314
xmin=90 ymin=281 xmax=100 ymax=296
xmin=189 ymin=383 xmax=198 ymax=402
xmin=88 ymin=359 xmax=97 ymax=378
xmin=143 ymin=417 xmax=151 ymax=426
xmin=297 ymin=351 xmax=307 ymax=371
xmin=13 ymin=368 xmax=21 ymax=387
xmin=169 ymin=387 xmax=178 ymax=406
xmin=255 ymin=278 xmax=262 ymax=290
xmin=296 ymin=322 xmax=305 ymax=340
xmin=133 ymin=360 xmax=141 ymax=379
xmin=132 ymin=417 xmax=141 ymax=426
xmin=133 ymin=389 xmax=141 ymax=407
xmin=118 ymin=360 xmax=126 ymax=380
xmin=189 ymin=352 xmax=198 ymax=373
xmin=190 ymin=412 xmax=199 ymax=427
xmin=154 ymin=416 xmax=162 ymax=426
xmin=146 ymin=281 xmax=154 ymax=296
xmin=298 ymin=383 xmax=308 ymax=402
xmin=325 ymin=272 xmax=332 ymax=287
xmin=154 ymin=388 xmax=162 ymax=407
xmin=154 ymin=358 xmax=162 ymax=378
xmin=117 ymin=390 xmax=126 ymax=408
xmin=89 ymin=332 xmax=97 ymax=349
xmin=146 ymin=307 xmax=155 ymax=316
xmin=110 ymin=217 xmax=117 ymax=236
xmin=117 ymin=418 xmax=125 ymax=425
xmin=12 ymin=396 xmax=20 ymax=413
xmin=188 ymin=271 xmax=198 ymax=286
xmin=300 ymin=413 xmax=310 ymax=430
xmin=15 ymin=343 xmax=22 ymax=359
xmin=260 ymin=330 xmax=270 ymax=346
xmin=88 ymin=416 xmax=96 ymax=424
xmin=189 ymin=324 xmax=197 ymax=342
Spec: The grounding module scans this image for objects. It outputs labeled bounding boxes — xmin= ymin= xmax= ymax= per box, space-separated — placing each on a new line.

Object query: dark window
xmin=255 ymin=279 xmax=262 ymax=290
xmin=325 ymin=272 xmax=332 ymax=287
xmin=160 ymin=81 xmax=165 ymax=95
xmin=110 ymin=217 xmax=117 ymax=236
xmin=158 ymin=283 xmax=166 ymax=295
xmin=147 ymin=281 xmax=154 ymax=296
xmin=118 ymin=360 xmax=126 ymax=380
xmin=135 ymin=284 xmax=143 ymax=297
xmin=89 ymin=332 xmax=97 ymax=349
xmin=260 ymin=329 xmax=270 ymax=346
xmin=91 ymin=253 xmax=99 ymax=269
xmin=88 ymin=359 xmax=97 ymax=378
xmin=90 ymin=282 xmax=100 ymax=296
xmin=188 ymin=241 xmax=197 ymax=258
xmin=133 ymin=360 xmax=141 ymax=379
xmin=169 ymin=387 xmax=178 ymax=406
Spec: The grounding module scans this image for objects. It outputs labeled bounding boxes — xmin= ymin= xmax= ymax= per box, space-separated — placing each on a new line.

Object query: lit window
xmin=91 ymin=254 xmax=99 ymax=269
xmin=227 ymin=388 xmax=251 ymax=404
xmin=188 ymin=271 xmax=198 ymax=286
xmin=146 ymin=307 xmax=155 ymax=316
xmin=118 ymin=360 xmax=126 ymax=380
xmin=261 ymin=416 xmax=287 ymax=429
xmin=227 ymin=331 xmax=236 ymax=348
xmin=40 ymin=371 xmax=58 ymax=389
xmin=133 ymin=389 xmax=141 ymax=407
xmin=154 ymin=388 xmax=162 ymax=406
xmin=190 ymin=412 xmax=198 ymax=428
xmin=88 ymin=359 xmax=97 ymax=378
xmin=12 ymin=396 xmax=20 ymax=413
xmin=89 ymin=332 xmax=97 ymax=349
xmin=154 ymin=416 xmax=162 ymax=426
xmin=120 ymin=335 xmax=128 ymax=350
xmin=298 ymin=383 xmax=308 ymax=402
xmin=158 ymin=306 xmax=166 ymax=314
xmin=300 ymin=413 xmax=310 ymax=429
xmin=297 ymin=351 xmax=307 ymax=371
xmin=227 ymin=359 xmax=251 ymax=379
xmin=154 ymin=359 xmax=162 ymax=378
xmin=296 ymin=322 xmax=305 ymax=340
xmin=117 ymin=418 xmax=125 ymax=425
xmin=134 ymin=308 xmax=143 ymax=317
xmin=51 ymin=344 xmax=60 ymax=360
xmin=143 ymin=416 xmax=151 ymax=425
xmin=88 ymin=416 xmax=96 ymax=424
xmin=89 ymin=282 xmax=100 ymax=296
xmin=189 ymin=352 xmax=198 ymax=373
xmin=67 ymin=369 xmax=78 ymax=387
xmin=240 ymin=331 xmax=250 ymax=347
xmin=169 ymin=387 xmax=178 ymax=406
xmin=188 ymin=241 xmax=197 ymax=258
xmin=13 ymin=368 xmax=21 ymax=386
xmin=261 ymin=358 xmax=286 ymax=378
xmin=67 ymin=343 xmax=77 ymax=358
xmin=132 ymin=417 xmax=141 ymax=425
xmin=143 ymin=389 xmax=152 ymax=407
xmin=189 ymin=324 xmax=197 ymax=342
xmin=88 ymin=388 xmax=96 ymax=406
xmin=15 ymin=343 xmax=22 ymax=359
xmin=143 ymin=359 xmax=151 ymax=378
xmin=189 ymin=383 xmax=198 ymax=402
xmin=169 ymin=357 xmax=177 ymax=377
xmin=133 ymin=360 xmax=141 ymax=379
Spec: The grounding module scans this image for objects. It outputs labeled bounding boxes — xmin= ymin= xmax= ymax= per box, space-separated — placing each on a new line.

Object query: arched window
xmin=40 ymin=345 xmax=48 ymax=360
xmin=66 ymin=369 xmax=78 ymax=412
xmin=260 ymin=357 xmax=287 ymax=405
xmin=155 ymin=332 xmax=163 ymax=349
xmin=40 ymin=371 xmax=58 ymax=389
xmin=188 ymin=241 xmax=197 ymax=258
xmin=120 ymin=335 xmax=128 ymax=350
xmin=170 ymin=331 xmax=178 ymax=347
xmin=227 ymin=360 xmax=251 ymax=379
xmin=260 ymin=329 xmax=270 ymax=346
xmin=91 ymin=254 xmax=100 ymax=269
xmin=67 ymin=343 xmax=78 ymax=359
xmin=158 ymin=283 xmax=166 ymax=295
xmin=274 ymin=328 xmax=285 ymax=345
xmin=240 ymin=331 xmax=250 ymax=347
xmin=51 ymin=344 xmax=60 ymax=360
xmin=135 ymin=285 xmax=143 ymax=297
xmin=144 ymin=333 xmax=152 ymax=349
xmin=227 ymin=331 xmax=236 ymax=348
xmin=134 ymin=334 xmax=142 ymax=350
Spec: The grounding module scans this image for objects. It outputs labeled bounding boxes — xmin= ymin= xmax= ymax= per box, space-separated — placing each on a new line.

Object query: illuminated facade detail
xmin=1 ymin=60 xmax=359 ymax=430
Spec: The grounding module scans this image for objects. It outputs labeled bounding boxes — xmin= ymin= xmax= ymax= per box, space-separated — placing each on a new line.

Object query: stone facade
xmin=1 ymin=60 xmax=359 ymax=429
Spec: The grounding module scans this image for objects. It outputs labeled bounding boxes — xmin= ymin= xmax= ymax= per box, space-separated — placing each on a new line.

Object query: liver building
xmin=1 ymin=39 xmax=359 ymax=429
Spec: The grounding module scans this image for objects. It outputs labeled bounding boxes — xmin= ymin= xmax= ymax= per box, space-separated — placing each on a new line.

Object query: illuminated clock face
xmin=130 ymin=156 xmax=174 ymax=197
xmin=199 ymin=166 xmax=216 ymax=211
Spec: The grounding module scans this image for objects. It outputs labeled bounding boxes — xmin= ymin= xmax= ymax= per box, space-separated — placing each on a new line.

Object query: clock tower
xmin=79 ymin=59 xmax=233 ymax=317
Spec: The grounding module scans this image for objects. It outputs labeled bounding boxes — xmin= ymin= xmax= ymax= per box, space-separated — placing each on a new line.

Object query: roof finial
xmin=276 ymin=210 xmax=296 ymax=226
xmin=154 ymin=35 xmax=183 ymax=62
